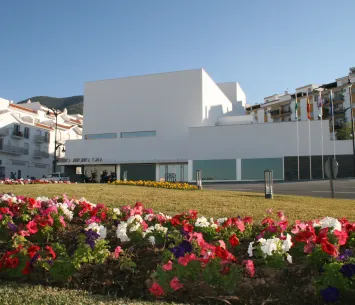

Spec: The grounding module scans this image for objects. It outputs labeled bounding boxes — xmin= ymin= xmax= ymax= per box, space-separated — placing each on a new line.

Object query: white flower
xmin=127 ymin=215 xmax=143 ymax=225
xmin=129 ymin=222 xmax=141 ymax=232
xmin=144 ymin=214 xmax=155 ymax=221
xmin=248 ymin=242 xmax=254 ymax=257
xmin=211 ymin=224 xmax=218 ymax=229
xmin=116 ymin=222 xmax=130 ymax=242
xmin=286 ymin=253 xmax=292 ymax=264
xmin=85 ymin=222 xmax=107 ymax=239
xmin=154 ymin=224 xmax=168 ymax=234
xmin=113 ymin=208 xmax=121 ymax=215
xmin=98 ymin=225 xmax=107 ymax=239
xmin=282 ymin=234 xmax=293 ymax=252
xmin=57 ymin=203 xmax=74 ymax=221
xmin=36 ymin=196 xmax=49 ymax=202
xmin=148 ymin=236 xmax=155 ymax=246
xmin=217 ymin=217 xmax=228 ymax=225
xmin=318 ymin=217 xmax=341 ymax=232
xmin=195 ymin=216 xmax=210 ymax=228
xmin=260 ymin=238 xmax=279 ymax=256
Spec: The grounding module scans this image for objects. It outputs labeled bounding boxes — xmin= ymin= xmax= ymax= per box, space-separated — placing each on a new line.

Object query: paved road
xmin=203 ymin=179 xmax=355 ymax=200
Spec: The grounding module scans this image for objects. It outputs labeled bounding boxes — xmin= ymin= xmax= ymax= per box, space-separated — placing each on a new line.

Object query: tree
xmin=336 ymin=122 xmax=353 ymax=140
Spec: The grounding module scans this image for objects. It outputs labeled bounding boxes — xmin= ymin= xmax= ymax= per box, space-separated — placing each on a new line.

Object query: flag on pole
xmin=295 ymin=98 xmax=299 ymax=119
xmin=307 ymin=96 xmax=311 ymax=120
xmin=317 ymin=90 xmax=323 ymax=118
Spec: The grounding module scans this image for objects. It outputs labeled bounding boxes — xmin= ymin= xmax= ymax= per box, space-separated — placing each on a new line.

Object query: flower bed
xmin=0 ymin=193 xmax=354 ymax=304
xmin=109 ymin=180 xmax=198 ymax=190
xmin=0 ymin=179 xmax=73 ymax=185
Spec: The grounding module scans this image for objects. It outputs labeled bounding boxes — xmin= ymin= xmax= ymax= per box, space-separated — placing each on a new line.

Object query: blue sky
xmin=1 ymin=0 xmax=354 ymax=105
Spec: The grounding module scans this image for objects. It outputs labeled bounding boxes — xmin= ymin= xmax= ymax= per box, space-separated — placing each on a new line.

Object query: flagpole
xmin=330 ymin=89 xmax=336 ymax=159
xmin=295 ymin=96 xmax=300 ymax=180
xmin=307 ymin=93 xmax=312 ymax=179
xmin=319 ymin=90 xmax=324 ymax=179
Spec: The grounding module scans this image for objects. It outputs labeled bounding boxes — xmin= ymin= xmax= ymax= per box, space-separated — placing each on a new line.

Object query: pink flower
xmin=334 ymin=230 xmax=348 ymax=246
xmin=26 ymin=220 xmax=38 ymax=234
xmin=170 ymin=277 xmax=183 ymax=291
xmin=114 ymin=246 xmax=122 ymax=258
xmin=59 ymin=216 xmax=66 ymax=227
xmin=304 ymin=242 xmax=314 ymax=254
xmin=235 ymin=219 xmax=245 ymax=232
xmin=141 ymin=221 xmax=148 ymax=231
xmin=244 ymin=260 xmax=255 ymax=277
xmin=189 ymin=232 xmax=205 ymax=247
xmin=277 ymin=211 xmax=285 ymax=220
xmin=149 ymin=282 xmax=164 ymax=297
xmin=178 ymin=253 xmax=197 ymax=266
xmin=218 ymin=240 xmax=226 ymax=249
xmin=162 ymin=260 xmax=173 ymax=271
xmin=266 ymin=208 xmax=273 ymax=214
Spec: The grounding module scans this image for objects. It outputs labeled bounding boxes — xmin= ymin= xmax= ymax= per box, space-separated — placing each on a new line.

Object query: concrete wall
xmin=217 ymin=82 xmax=246 ymax=115
xmin=202 ymin=71 xmax=231 ymax=125
xmin=188 ymin=120 xmax=352 ymax=160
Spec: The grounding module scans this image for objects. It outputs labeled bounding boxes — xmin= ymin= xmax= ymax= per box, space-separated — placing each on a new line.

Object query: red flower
xmin=170 ymin=277 xmax=184 ymax=291
xmin=178 ymin=253 xmax=197 ymax=266
xmin=4 ymin=257 xmax=19 ymax=269
xmin=243 ymin=216 xmax=253 ymax=224
xmin=215 ymin=246 xmax=235 ymax=262
xmin=149 ymin=282 xmax=164 ymax=297
xmin=182 ymin=221 xmax=194 ymax=233
xmin=261 ymin=217 xmax=274 ymax=226
xmin=59 ymin=216 xmax=66 ymax=228
xmin=162 ymin=260 xmax=173 ymax=271
xmin=45 ymin=246 xmax=56 ymax=260
xmin=22 ymin=261 xmax=31 ymax=275
xmin=28 ymin=198 xmax=41 ymax=209
xmin=316 ymin=228 xmax=329 ymax=244
xmin=295 ymin=230 xmax=315 ymax=243
xmin=321 ymin=240 xmax=338 ymax=257
xmin=188 ymin=210 xmax=198 ymax=220
xmin=333 ymin=230 xmax=348 ymax=246
xmin=170 ymin=216 xmax=181 ymax=226
xmin=27 ymin=245 xmax=40 ymax=259
xmin=229 ymin=234 xmax=240 ymax=247
xmin=26 ymin=220 xmax=38 ymax=234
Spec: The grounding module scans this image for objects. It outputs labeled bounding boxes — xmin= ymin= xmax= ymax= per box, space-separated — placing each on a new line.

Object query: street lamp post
xmin=47 ymin=108 xmax=65 ymax=173
xmin=347 ymin=81 xmax=355 ymax=177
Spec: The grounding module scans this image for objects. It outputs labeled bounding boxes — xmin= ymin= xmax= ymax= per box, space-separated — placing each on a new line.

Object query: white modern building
xmin=0 ymin=98 xmax=83 ymax=179
xmin=60 ymin=68 xmax=354 ymax=182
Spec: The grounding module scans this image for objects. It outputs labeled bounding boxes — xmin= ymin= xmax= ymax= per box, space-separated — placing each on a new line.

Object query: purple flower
xmin=340 ymin=263 xmax=355 ymax=278
xmin=84 ymin=229 xmax=100 ymax=250
xmin=179 ymin=240 xmax=192 ymax=253
xmin=180 ymin=228 xmax=190 ymax=238
xmin=337 ymin=249 xmax=353 ymax=261
xmin=47 ymin=259 xmax=54 ymax=266
xmin=320 ymin=286 xmax=339 ymax=303
xmin=7 ymin=222 xmax=18 ymax=233
xmin=170 ymin=246 xmax=185 ymax=258
xmin=30 ymin=252 xmax=40 ymax=265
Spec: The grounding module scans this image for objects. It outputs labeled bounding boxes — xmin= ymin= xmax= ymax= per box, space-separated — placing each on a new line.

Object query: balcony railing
xmin=12 ymin=130 xmax=24 ymax=138
xmin=33 ymin=150 xmax=50 ymax=158
xmin=280 ymin=109 xmax=292 ymax=115
xmin=270 ymin=110 xmax=280 ymax=116
xmin=35 ymin=135 xmax=45 ymax=143
xmin=0 ymin=145 xmax=24 ymax=155
xmin=333 ymin=94 xmax=344 ymax=102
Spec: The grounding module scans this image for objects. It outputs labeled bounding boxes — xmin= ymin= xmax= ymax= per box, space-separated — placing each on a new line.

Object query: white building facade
xmin=61 ymin=69 xmax=354 ymax=182
xmin=0 ymin=98 xmax=83 ymax=179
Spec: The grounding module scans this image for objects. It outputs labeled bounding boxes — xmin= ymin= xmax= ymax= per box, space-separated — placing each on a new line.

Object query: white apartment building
xmin=246 ymin=68 xmax=355 ymax=139
xmin=0 ymin=97 xmax=83 ymax=179
xmin=61 ymin=68 xmax=353 ymax=182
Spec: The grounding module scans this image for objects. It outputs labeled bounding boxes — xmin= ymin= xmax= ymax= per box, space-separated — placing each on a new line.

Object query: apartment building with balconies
xmin=246 ymin=68 xmax=355 ymax=140
xmin=0 ymin=97 xmax=83 ymax=179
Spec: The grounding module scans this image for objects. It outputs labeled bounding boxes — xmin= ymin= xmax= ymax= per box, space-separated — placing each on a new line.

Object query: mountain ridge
xmin=18 ymin=95 xmax=84 ymax=115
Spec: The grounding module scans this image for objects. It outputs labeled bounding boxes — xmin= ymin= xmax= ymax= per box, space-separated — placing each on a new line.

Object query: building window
xmin=24 ymin=127 xmax=30 ymax=139
xmin=193 ymin=159 xmax=237 ymax=181
xmin=85 ymin=133 xmax=117 ymax=140
xmin=44 ymin=132 xmax=50 ymax=143
xmin=120 ymin=130 xmax=156 ymax=138
xmin=24 ymin=143 xmax=29 ymax=155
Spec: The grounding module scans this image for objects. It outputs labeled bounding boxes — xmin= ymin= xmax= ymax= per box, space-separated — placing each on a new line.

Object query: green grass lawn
xmin=0 ymin=183 xmax=354 ymax=304
xmin=0 ymin=183 xmax=354 ymax=222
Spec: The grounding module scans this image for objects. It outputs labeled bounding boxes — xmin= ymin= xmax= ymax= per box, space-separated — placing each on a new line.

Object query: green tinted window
xmin=193 ymin=159 xmax=236 ymax=180
xmin=241 ymin=158 xmax=283 ymax=180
